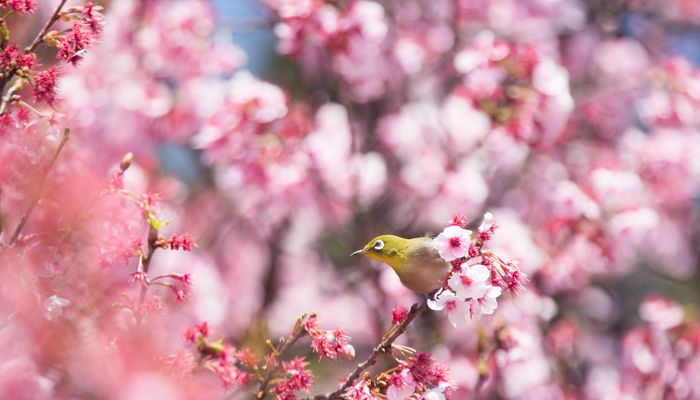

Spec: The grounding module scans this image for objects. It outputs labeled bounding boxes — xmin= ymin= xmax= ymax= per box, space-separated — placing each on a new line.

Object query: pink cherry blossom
xmin=343 ymin=380 xmax=374 ymax=400
xmin=391 ymin=306 xmax=408 ymax=325
xmin=447 ymin=264 xmax=490 ymax=300
xmin=0 ymin=0 xmax=36 ymax=14
xmin=422 ymin=382 xmax=451 ymax=400
xmin=433 ymin=225 xmax=473 ymax=261
xmin=386 ymin=369 xmax=416 ymax=400
xmin=304 ymin=315 xmax=356 ymax=360
xmin=32 ymin=67 xmax=61 ymax=105
xmin=468 ymin=286 xmax=503 ymax=320
xmin=428 ymin=290 xmax=468 ymax=328
xmin=478 ymin=212 xmax=495 ymax=232
xmin=639 ymin=295 xmax=684 ymax=331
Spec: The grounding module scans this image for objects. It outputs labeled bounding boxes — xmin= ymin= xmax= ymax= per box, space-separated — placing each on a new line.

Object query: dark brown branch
xmin=260 ymin=219 xmax=290 ymax=314
xmin=7 ymin=128 xmax=69 ymax=246
xmin=139 ymin=226 xmax=158 ymax=290
xmin=313 ymin=301 xmax=428 ymax=400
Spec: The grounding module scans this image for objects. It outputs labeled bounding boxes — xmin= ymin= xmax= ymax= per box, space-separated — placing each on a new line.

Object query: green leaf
xmin=147 ymin=214 xmax=171 ymax=230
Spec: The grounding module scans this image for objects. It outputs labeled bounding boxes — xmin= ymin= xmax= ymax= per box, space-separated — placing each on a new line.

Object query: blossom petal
xmin=427 ymin=298 xmax=444 ymax=311
xmin=467 ymin=264 xmax=490 ymax=282
xmin=446 ymin=308 xmax=466 ymax=328
xmin=486 ymin=285 xmax=503 ymax=299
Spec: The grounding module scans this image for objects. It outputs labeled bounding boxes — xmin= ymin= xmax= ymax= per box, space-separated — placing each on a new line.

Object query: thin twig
xmin=313 ymin=302 xmax=428 ymax=400
xmin=471 ymin=369 xmax=487 ymax=400
xmin=0 ymin=79 xmax=20 ymax=115
xmin=7 ymin=128 xmax=69 ymax=246
xmin=471 ymin=327 xmax=490 ymax=400
xmin=25 ymin=0 xmax=69 ymax=54
xmin=136 ymin=224 xmax=159 ymax=327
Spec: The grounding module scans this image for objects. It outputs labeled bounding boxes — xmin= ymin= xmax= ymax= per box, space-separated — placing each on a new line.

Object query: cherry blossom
xmin=391 ymin=306 xmax=409 ymax=325
xmin=386 ymin=369 xmax=416 ymax=400
xmin=448 ymin=264 xmax=490 ymax=301
xmin=273 ymin=357 xmax=314 ymax=399
xmin=304 ymin=315 xmax=356 ymax=360
xmin=428 ymin=290 xmax=468 ymax=328
xmin=468 ymin=286 xmax=503 ymax=320
xmin=422 ymin=382 xmax=451 ymax=400
xmin=0 ymin=0 xmax=36 ymax=14
xmin=433 ymin=225 xmax=473 ymax=261
xmin=638 ymin=295 xmax=684 ymax=331
xmin=478 ymin=211 xmax=495 ymax=232
xmin=429 ymin=213 xmax=523 ymax=325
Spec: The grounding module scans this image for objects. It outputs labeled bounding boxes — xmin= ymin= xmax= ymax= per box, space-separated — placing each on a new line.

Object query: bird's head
xmin=352 ymin=234 xmax=409 ymax=271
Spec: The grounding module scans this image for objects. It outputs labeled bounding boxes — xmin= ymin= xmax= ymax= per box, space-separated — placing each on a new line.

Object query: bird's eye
xmin=373 ymin=240 xmax=384 ymax=250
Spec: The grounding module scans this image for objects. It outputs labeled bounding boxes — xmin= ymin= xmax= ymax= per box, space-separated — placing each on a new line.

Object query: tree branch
xmin=7 ymin=128 xmax=69 ymax=246
xmin=313 ymin=301 xmax=428 ymax=400
xmin=0 ymin=78 xmax=21 ymax=115
xmin=25 ymin=0 xmax=69 ymax=54
xmin=136 ymin=224 xmax=159 ymax=327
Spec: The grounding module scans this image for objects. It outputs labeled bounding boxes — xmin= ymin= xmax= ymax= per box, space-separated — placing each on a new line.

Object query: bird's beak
xmin=350 ymin=249 xmax=366 ymax=256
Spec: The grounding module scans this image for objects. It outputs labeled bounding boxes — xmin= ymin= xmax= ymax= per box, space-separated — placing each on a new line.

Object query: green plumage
xmin=355 ymin=235 xmax=450 ymax=294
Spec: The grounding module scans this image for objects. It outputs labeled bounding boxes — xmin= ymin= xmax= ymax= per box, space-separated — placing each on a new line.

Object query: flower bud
xmin=120 ymin=152 xmax=133 ymax=172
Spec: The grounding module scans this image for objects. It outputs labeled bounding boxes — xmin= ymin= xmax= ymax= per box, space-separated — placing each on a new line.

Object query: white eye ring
xmin=373 ymin=240 xmax=384 ymax=250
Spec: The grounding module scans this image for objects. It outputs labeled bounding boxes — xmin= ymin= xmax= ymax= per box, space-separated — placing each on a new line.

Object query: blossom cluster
xmin=183 ymin=321 xmax=253 ymax=390
xmin=450 ymin=31 xmax=573 ymax=146
xmin=0 ymin=0 xmax=36 ymax=15
xmin=428 ymin=212 xmax=525 ymax=327
xmin=384 ymin=353 xmax=452 ymax=400
xmin=303 ymin=314 xmax=355 ymax=360
xmin=182 ymin=313 xmax=354 ymax=399
xmin=267 ymin=0 xmax=390 ymax=102
xmin=0 ymin=2 xmax=103 ymax=112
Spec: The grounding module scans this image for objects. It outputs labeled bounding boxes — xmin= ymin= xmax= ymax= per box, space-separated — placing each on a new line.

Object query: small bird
xmin=352 ymin=235 xmax=450 ymax=294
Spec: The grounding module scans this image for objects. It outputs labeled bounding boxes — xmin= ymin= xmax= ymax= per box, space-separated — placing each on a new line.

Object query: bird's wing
xmin=407 ymin=237 xmax=446 ymax=268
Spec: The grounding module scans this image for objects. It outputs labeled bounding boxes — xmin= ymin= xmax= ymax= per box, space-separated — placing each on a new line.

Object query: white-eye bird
xmin=352 ymin=235 xmax=450 ymax=294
